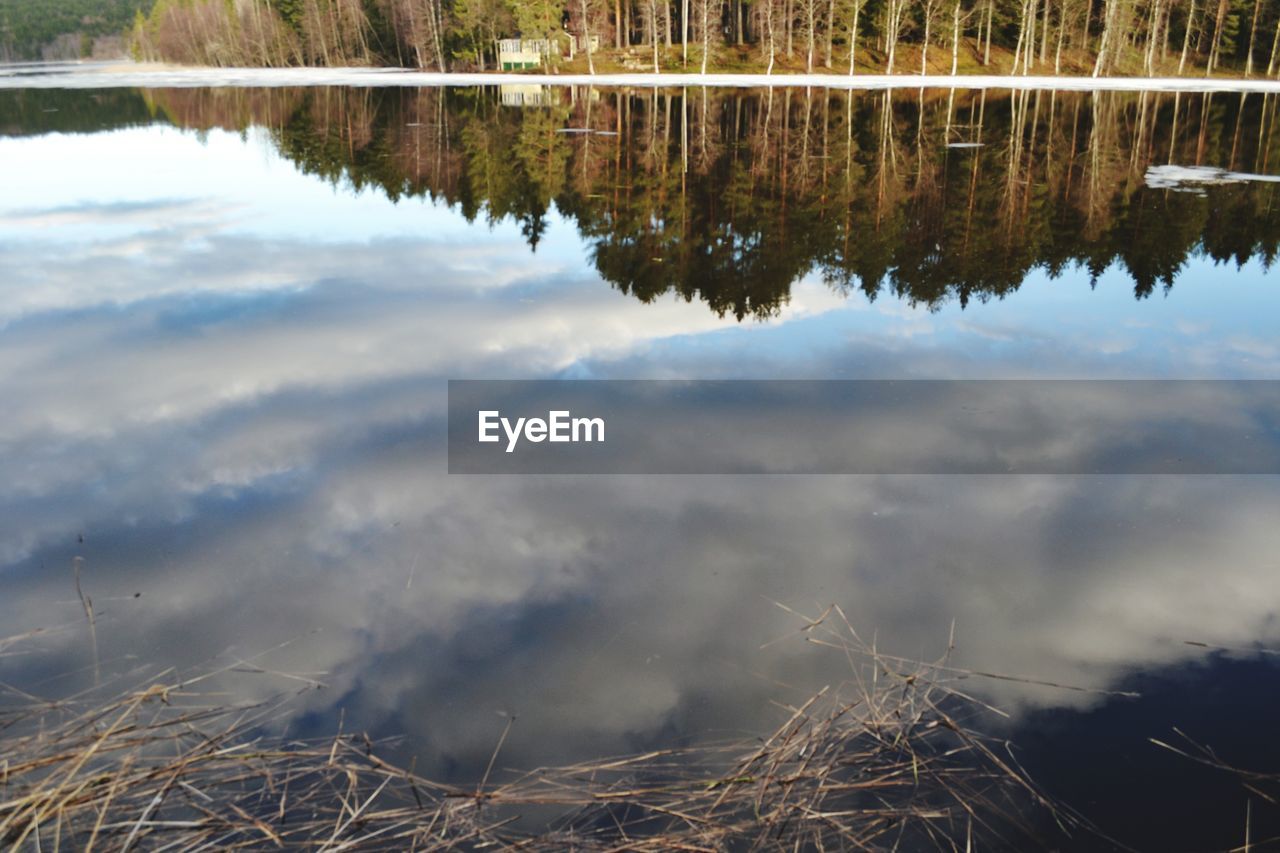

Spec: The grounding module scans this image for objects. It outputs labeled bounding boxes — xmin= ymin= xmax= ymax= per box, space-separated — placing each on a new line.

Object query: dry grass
xmin=0 ymin=609 xmax=1090 ymax=851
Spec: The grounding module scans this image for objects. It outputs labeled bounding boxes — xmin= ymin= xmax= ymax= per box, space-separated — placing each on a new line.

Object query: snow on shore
xmin=7 ymin=61 xmax=1280 ymax=92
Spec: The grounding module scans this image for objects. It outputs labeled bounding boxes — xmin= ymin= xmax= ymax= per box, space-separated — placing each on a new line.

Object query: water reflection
xmin=139 ymin=84 xmax=1280 ymax=313
xmin=11 ymin=85 xmax=1280 ymax=312
xmin=2 ymin=85 xmax=1280 ymax=848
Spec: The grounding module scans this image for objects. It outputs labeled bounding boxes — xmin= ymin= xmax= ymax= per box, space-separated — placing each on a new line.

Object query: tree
xmin=643 ymin=0 xmax=660 ymax=70
xmin=454 ymin=0 xmax=515 ymax=69
xmin=756 ymin=0 xmax=780 ymax=71
xmin=798 ymin=0 xmax=820 ymax=70
xmin=580 ymin=0 xmax=598 ymax=72
xmin=515 ymin=0 xmax=563 ymax=67
xmin=695 ymin=0 xmax=721 ymax=71
xmin=843 ymin=0 xmax=863 ymax=72
xmin=883 ymin=0 xmax=910 ymax=73
xmin=920 ymin=0 xmax=946 ymax=72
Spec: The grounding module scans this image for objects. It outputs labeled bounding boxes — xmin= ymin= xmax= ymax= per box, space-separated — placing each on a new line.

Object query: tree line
xmin=125 ymin=0 xmax=1280 ymax=76
xmin=125 ymin=84 xmax=1280 ymax=316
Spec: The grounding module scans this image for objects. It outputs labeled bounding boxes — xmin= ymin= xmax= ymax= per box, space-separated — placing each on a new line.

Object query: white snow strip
xmin=8 ymin=63 xmax=1280 ymax=92
xmin=1146 ymin=163 xmax=1280 ymax=190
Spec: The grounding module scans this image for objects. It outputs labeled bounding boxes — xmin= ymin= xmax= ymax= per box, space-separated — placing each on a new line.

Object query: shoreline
xmin=6 ymin=61 xmax=1280 ymax=92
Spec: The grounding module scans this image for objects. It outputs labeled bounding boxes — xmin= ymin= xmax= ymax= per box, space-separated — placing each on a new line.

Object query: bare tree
xmin=1179 ymin=0 xmax=1199 ymax=72
xmin=1206 ymin=0 xmax=1229 ymax=74
xmin=1246 ymin=0 xmax=1263 ymax=73
xmin=799 ymin=0 xmax=820 ymax=70
xmin=582 ymin=0 xmax=597 ymax=71
xmin=684 ymin=0 xmax=690 ymax=62
xmin=921 ymin=0 xmax=945 ymax=73
xmin=698 ymin=0 xmax=720 ymax=71
xmin=950 ymin=0 xmax=969 ymax=73
xmin=846 ymin=0 xmax=863 ymax=72
xmin=758 ymin=0 xmax=780 ymax=71
xmin=1091 ymin=0 xmax=1120 ymax=76
xmin=1269 ymin=15 xmax=1280 ymax=74
xmin=644 ymin=0 xmax=661 ymax=70
xmin=883 ymin=0 xmax=909 ymax=72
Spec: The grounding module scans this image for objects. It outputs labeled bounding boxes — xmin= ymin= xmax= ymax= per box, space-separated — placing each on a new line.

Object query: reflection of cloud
xmin=0 ymin=198 xmax=213 ymax=228
xmin=8 ymin=461 xmax=1280 ymax=777
xmin=0 ymin=203 xmax=841 ymax=566
xmin=3 ymin=126 xmax=1280 ymax=784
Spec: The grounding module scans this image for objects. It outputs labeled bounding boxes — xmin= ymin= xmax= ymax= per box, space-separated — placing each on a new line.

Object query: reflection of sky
xmin=612 ymin=261 xmax=1280 ymax=379
xmin=2 ymin=127 xmax=544 ymax=247
xmin=2 ymin=122 xmax=1280 ymax=790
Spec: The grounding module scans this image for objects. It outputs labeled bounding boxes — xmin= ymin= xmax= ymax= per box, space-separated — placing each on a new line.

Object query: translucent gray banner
xmin=447 ymin=380 xmax=1280 ymax=474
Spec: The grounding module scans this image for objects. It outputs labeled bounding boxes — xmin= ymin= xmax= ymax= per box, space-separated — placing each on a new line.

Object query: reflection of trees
xmin=139 ymin=84 xmax=1280 ymax=318
xmin=0 ymin=89 xmax=159 ymax=136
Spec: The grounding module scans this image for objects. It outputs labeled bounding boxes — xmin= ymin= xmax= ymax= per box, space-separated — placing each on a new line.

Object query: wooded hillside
xmin=126 ymin=0 xmax=1280 ymax=76
xmin=0 ymin=0 xmax=150 ymax=60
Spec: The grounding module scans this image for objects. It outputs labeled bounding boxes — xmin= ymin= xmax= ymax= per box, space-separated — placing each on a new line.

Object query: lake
xmin=2 ymin=77 xmax=1279 ymax=850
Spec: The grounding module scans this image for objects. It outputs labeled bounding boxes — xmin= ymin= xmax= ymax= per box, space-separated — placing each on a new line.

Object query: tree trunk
xmin=848 ymin=0 xmax=861 ymax=72
xmin=683 ymin=0 xmax=689 ymax=62
xmin=984 ymin=0 xmax=993 ymax=64
xmin=1026 ymin=0 xmax=1036 ymax=71
xmin=786 ymin=0 xmax=794 ymax=56
xmin=767 ymin=0 xmax=777 ymax=71
xmin=921 ymin=7 xmax=931 ymax=74
xmin=1268 ymin=17 xmax=1280 ymax=74
xmin=1179 ymin=0 xmax=1196 ymax=73
xmin=1092 ymin=0 xmax=1112 ymax=76
xmin=807 ymin=0 xmax=816 ymax=71
xmin=1207 ymin=0 xmax=1229 ymax=75
xmin=651 ymin=0 xmax=660 ymax=71
xmin=1247 ymin=0 xmax=1263 ymax=74
xmin=825 ymin=0 xmax=836 ymax=66
xmin=1144 ymin=0 xmax=1160 ymax=73
xmin=885 ymin=0 xmax=897 ymax=72
xmin=952 ymin=0 xmax=961 ymax=74
xmin=1012 ymin=0 xmax=1029 ymax=74
xmin=583 ymin=0 xmax=596 ymax=72
xmin=1040 ymin=0 xmax=1051 ymax=64
xmin=1054 ymin=0 xmax=1065 ymax=71
xmin=702 ymin=0 xmax=710 ymax=72
xmin=1079 ymin=0 xmax=1090 ymax=68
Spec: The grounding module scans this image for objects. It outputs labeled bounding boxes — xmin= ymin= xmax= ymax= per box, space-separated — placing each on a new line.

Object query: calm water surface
xmin=2 ymin=81 xmax=1280 ymax=850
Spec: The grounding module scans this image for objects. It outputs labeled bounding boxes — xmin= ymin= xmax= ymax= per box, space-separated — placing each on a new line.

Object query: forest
xmin=125 ymin=0 xmax=1280 ymax=76
xmin=46 ymin=83 xmax=1280 ymax=318
xmin=0 ymin=0 xmax=150 ymax=60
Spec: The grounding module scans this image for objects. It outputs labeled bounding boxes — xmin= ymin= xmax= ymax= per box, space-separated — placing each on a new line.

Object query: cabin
xmin=497 ymin=38 xmax=554 ymax=70
xmin=497 ymin=33 xmax=598 ymax=70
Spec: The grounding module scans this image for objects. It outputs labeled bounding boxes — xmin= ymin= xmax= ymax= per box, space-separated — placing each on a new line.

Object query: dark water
xmin=2 ymin=82 xmax=1280 ymax=850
